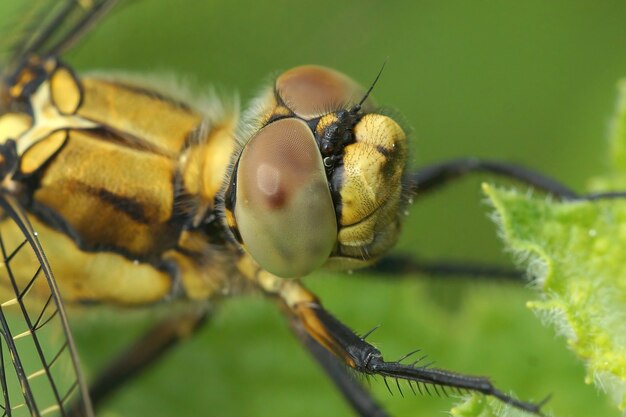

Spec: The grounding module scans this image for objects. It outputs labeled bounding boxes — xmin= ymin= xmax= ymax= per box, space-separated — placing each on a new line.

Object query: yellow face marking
xmin=340 ymin=114 xmax=406 ymax=226
xmin=315 ymin=113 xmax=340 ymax=137
xmin=328 ymin=114 xmax=407 ymax=265
xmin=337 ymin=214 xmax=378 ymax=247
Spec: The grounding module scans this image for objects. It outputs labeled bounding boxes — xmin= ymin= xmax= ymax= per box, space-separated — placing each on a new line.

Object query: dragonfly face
xmin=225 ymin=65 xmax=408 ymax=278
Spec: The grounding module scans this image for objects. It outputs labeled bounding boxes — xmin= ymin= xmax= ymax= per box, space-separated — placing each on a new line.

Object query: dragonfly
xmin=0 ymin=1 xmax=624 ymax=416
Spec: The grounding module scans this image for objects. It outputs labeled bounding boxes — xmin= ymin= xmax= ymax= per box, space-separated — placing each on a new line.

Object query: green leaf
xmin=483 ymin=184 xmax=626 ymax=413
xmin=451 ymin=395 xmax=496 ymax=417
xmin=482 ymin=81 xmax=626 ymax=415
xmin=439 ymin=79 xmax=626 ymax=417
xmin=451 ymin=395 xmax=540 ymax=417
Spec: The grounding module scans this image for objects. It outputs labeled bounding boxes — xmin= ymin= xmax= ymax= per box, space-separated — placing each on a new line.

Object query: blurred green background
xmin=4 ymin=0 xmax=626 ymax=416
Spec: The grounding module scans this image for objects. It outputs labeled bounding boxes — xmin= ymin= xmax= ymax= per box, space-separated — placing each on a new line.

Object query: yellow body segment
xmin=0 ymin=214 xmax=173 ymax=304
xmin=34 ymin=130 xmax=177 ymax=256
xmin=78 ymin=77 xmax=201 ymax=155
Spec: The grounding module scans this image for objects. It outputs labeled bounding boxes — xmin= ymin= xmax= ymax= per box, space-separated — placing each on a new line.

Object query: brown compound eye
xmin=276 ymin=65 xmax=371 ymax=119
xmin=234 ymin=118 xmax=337 ymax=278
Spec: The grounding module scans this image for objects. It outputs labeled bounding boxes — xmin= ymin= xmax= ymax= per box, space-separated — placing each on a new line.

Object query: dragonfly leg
xmin=364 ymin=253 xmax=523 ymax=282
xmin=256 ymin=275 xmax=547 ymax=416
xmin=387 ymin=157 xmax=569 ymax=283
xmin=69 ymin=309 xmax=209 ymax=415
xmin=408 ymin=157 xmax=579 ymax=199
xmin=286 ymin=306 xmax=390 ymax=417
xmin=385 ymin=158 xmax=580 ymax=282
xmin=387 ymin=158 xmax=626 ymax=282
xmin=409 ymin=157 xmax=626 ymax=201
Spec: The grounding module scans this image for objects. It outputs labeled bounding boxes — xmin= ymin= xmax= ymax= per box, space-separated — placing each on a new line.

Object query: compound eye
xmin=235 ymin=118 xmax=337 ymax=278
xmin=276 ymin=65 xmax=371 ymax=119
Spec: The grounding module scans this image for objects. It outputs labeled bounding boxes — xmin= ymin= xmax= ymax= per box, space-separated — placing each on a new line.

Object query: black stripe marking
xmin=375 ymin=144 xmax=392 ymax=158
xmin=80 ymin=183 xmax=149 ymax=224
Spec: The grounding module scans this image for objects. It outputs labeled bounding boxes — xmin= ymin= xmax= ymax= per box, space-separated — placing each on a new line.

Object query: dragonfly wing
xmin=0 ymin=193 xmax=93 ymax=417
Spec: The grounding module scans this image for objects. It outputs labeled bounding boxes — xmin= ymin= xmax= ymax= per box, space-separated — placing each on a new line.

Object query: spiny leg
xmin=69 ymin=309 xmax=209 ymax=416
xmin=286 ymin=305 xmax=390 ymax=417
xmin=256 ymin=274 xmax=547 ymax=416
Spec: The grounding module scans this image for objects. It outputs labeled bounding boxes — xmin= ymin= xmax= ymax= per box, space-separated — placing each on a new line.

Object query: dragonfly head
xmin=224 ymin=66 xmax=408 ymax=278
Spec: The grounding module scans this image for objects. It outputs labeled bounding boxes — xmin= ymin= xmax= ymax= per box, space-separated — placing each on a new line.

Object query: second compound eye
xmin=275 ymin=65 xmax=373 ymax=119
xmin=234 ymin=118 xmax=338 ymax=278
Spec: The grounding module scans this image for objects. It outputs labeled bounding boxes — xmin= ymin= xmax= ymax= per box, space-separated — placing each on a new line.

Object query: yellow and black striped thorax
xmin=0 ymin=56 xmax=238 ymax=304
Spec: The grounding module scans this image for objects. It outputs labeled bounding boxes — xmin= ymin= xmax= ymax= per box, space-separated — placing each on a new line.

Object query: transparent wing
xmin=0 ymin=0 xmax=117 ymax=83
xmin=0 ymin=2 xmax=117 ymax=413
xmin=0 ymin=194 xmax=93 ymax=417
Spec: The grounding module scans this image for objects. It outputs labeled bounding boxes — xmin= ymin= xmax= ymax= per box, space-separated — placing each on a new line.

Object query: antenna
xmin=352 ymin=58 xmax=388 ymax=113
